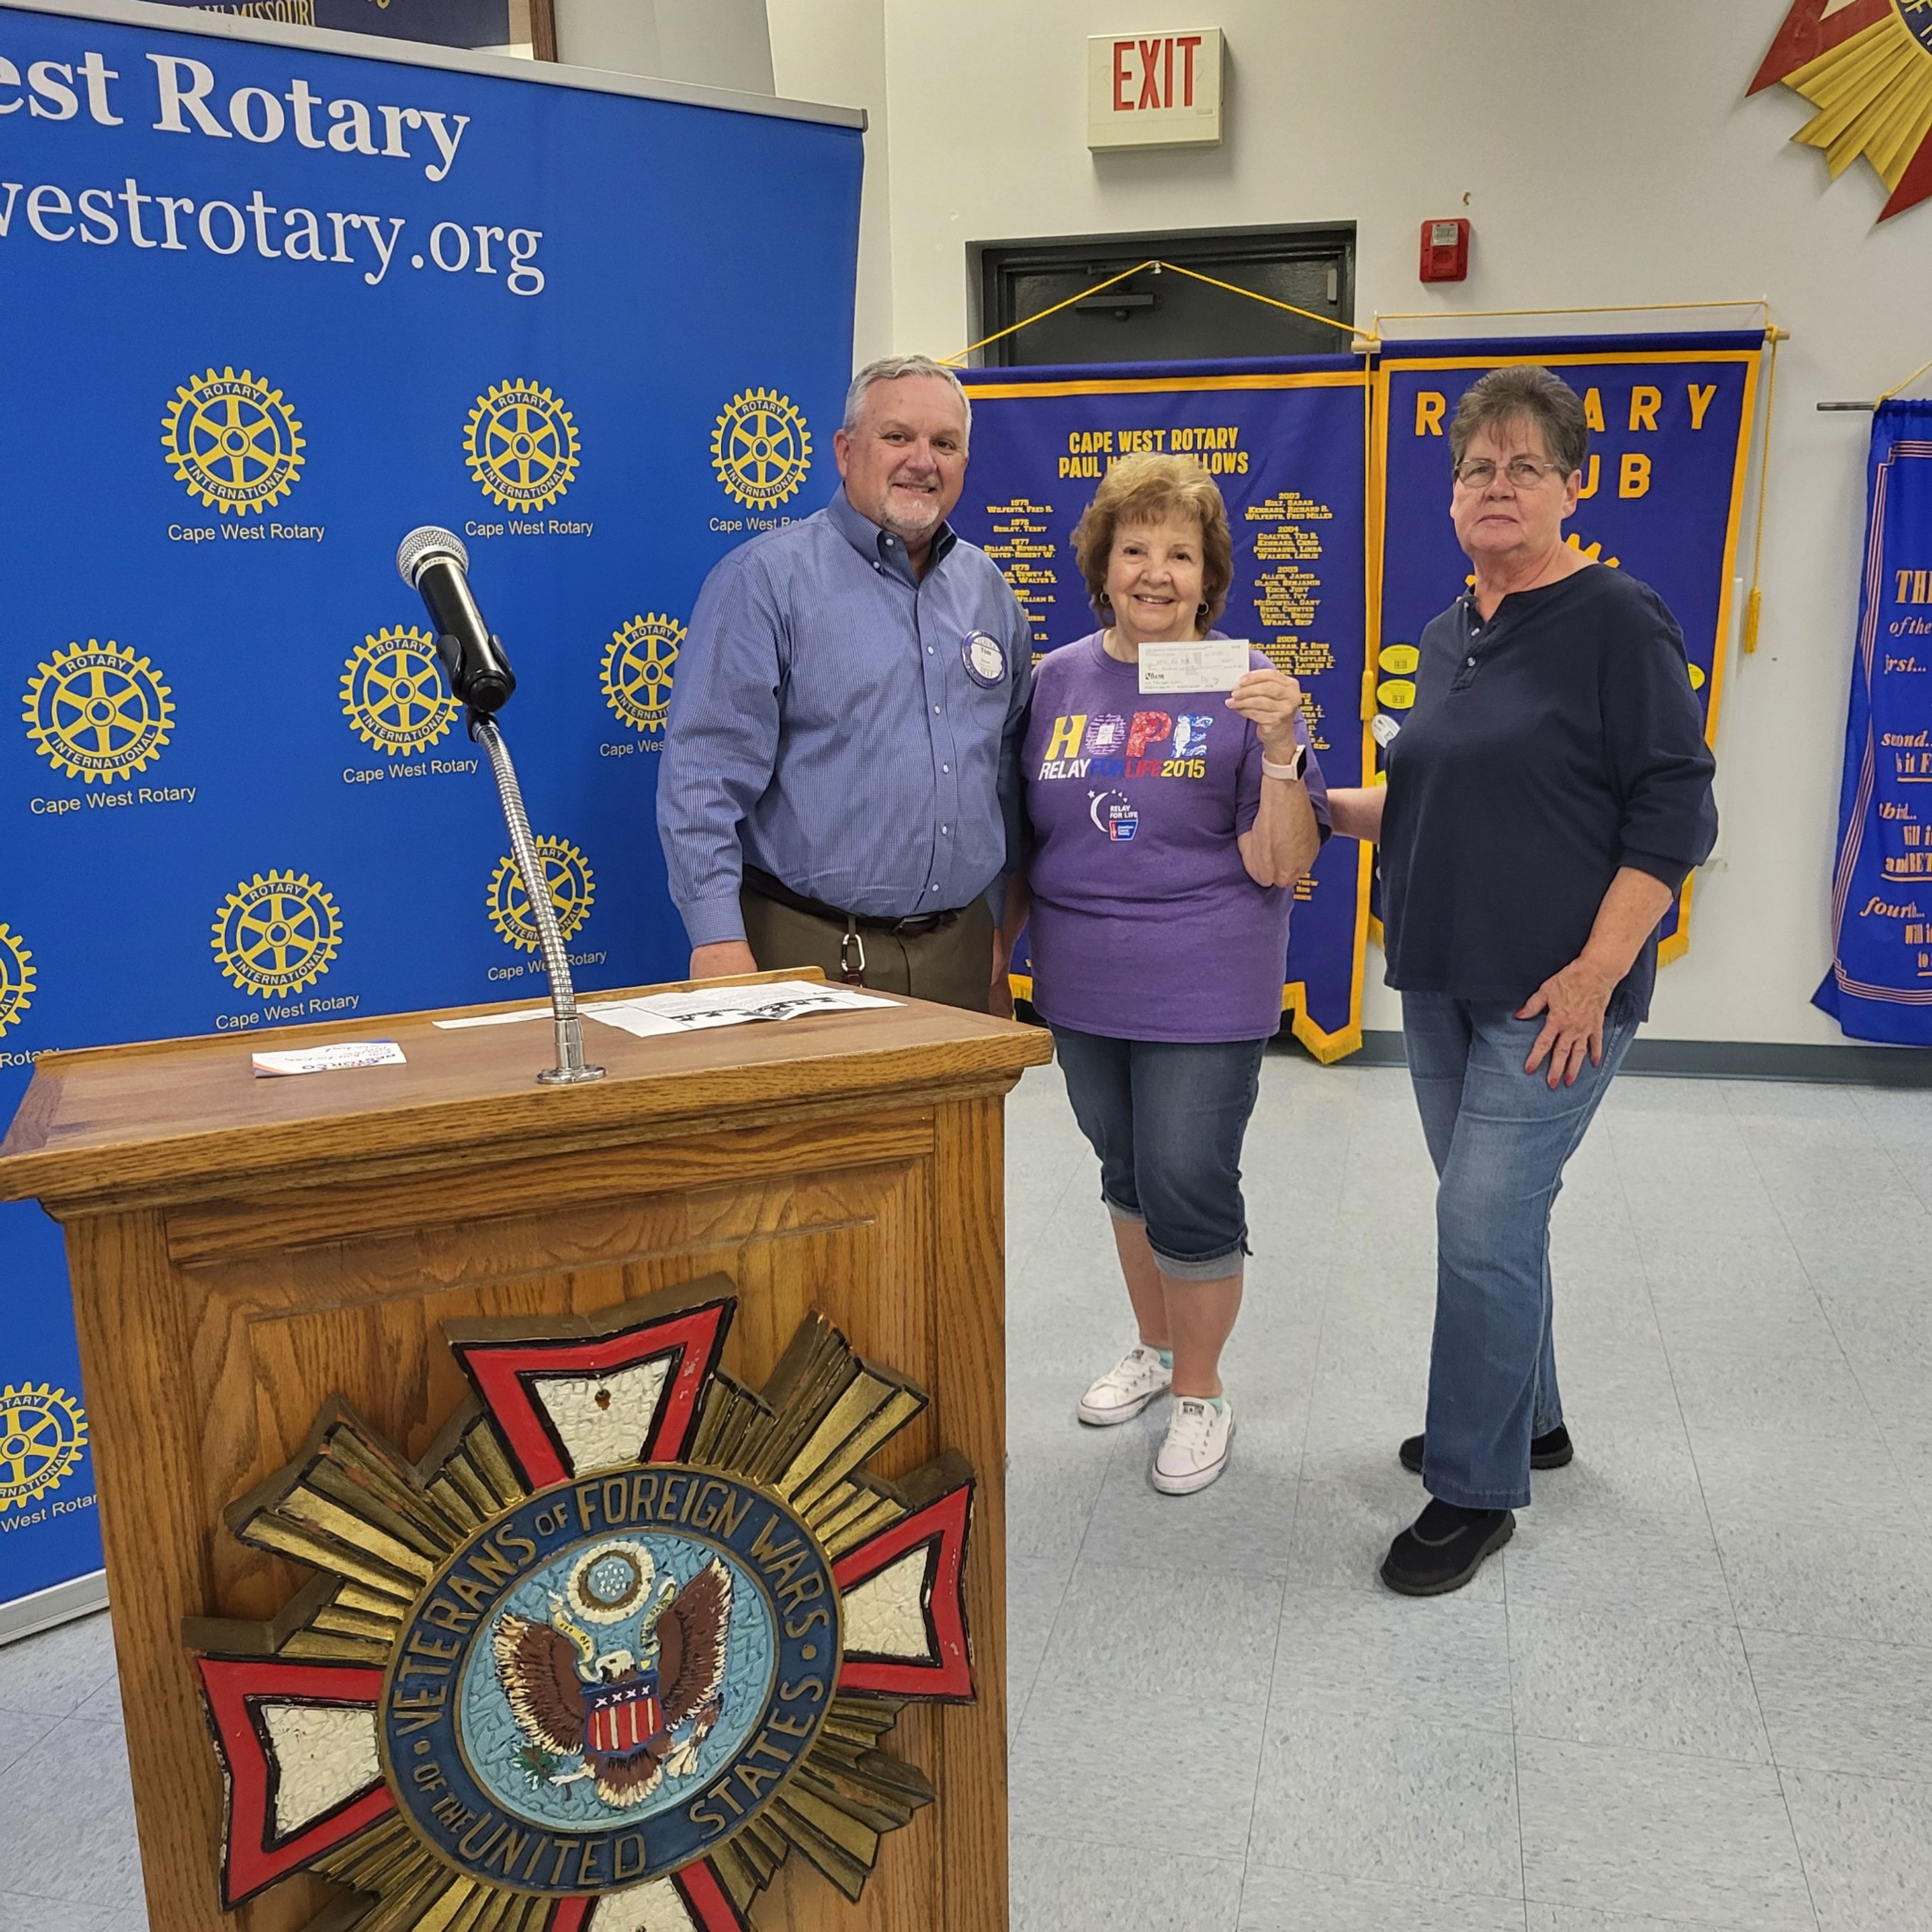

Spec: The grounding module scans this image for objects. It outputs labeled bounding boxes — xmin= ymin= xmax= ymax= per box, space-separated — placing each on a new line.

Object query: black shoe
xmin=1399 ymin=1424 xmax=1573 ymax=1476
xmin=1380 ymin=1499 xmax=1515 ymax=1596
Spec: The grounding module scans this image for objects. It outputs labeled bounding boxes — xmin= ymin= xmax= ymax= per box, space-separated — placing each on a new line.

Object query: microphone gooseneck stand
xmin=396 ymin=521 xmax=604 ymax=1087
xmin=469 ymin=709 xmax=604 ymax=1085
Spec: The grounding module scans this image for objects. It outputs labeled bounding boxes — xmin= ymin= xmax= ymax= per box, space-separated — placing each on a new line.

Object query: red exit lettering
xmin=1111 ymin=34 xmax=1204 ymax=112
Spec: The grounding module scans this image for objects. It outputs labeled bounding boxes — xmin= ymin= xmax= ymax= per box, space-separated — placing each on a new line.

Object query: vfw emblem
xmin=189 ymin=1279 xmax=975 ymax=1928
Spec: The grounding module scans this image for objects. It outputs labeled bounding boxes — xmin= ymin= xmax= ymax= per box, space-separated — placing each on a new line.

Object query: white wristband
xmin=1261 ymin=748 xmax=1306 ymax=783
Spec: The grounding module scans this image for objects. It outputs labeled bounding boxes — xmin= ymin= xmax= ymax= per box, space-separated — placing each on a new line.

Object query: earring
xmin=1198 ymin=601 xmax=1209 ymax=618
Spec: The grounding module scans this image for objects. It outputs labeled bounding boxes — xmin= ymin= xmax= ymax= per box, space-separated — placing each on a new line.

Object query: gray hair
xmin=842 ymin=354 xmax=973 ymax=442
xmin=1448 ymin=364 xmax=1588 ymax=476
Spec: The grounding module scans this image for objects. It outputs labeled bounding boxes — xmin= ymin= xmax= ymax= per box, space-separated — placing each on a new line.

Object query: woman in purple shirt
xmin=1015 ymin=454 xmax=1329 ymax=1494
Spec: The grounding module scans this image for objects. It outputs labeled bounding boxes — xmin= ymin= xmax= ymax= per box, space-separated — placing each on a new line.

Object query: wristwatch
xmin=1261 ymin=743 xmax=1308 ymax=783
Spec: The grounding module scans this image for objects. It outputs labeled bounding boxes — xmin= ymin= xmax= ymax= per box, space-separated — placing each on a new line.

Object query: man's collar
xmin=827 ymin=486 xmax=958 ymax=571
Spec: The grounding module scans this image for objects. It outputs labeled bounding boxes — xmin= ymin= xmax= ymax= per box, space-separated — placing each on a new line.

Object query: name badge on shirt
xmin=961 ymin=631 xmax=1007 ymax=688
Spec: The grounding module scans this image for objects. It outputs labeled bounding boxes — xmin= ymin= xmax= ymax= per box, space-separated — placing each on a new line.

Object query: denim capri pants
xmin=1050 ymin=1024 xmax=1267 ymax=1280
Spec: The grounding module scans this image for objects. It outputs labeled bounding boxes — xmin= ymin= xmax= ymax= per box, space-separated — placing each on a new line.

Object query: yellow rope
xmin=1151 ymin=261 xmax=1357 ymax=338
xmin=941 ymin=259 xmax=1357 ymax=365
xmin=941 ymin=262 xmax=1158 ymax=367
xmin=1743 ymin=328 xmax=1784 ymax=655
xmin=1878 ymin=350 xmax=1932 ymax=403
xmin=1372 ymin=297 xmax=1773 ymax=338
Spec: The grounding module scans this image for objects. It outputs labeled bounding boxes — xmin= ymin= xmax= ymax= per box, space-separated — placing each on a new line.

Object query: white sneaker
xmin=1152 ymin=1395 xmax=1234 ymax=1495
xmin=1077 ymin=1345 xmax=1172 ymax=1426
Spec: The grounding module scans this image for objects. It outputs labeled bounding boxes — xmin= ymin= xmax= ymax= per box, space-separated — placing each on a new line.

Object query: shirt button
xmin=927 ymin=647 xmax=934 ymax=655
xmin=941 ymin=825 xmax=950 ymax=834
xmin=942 ymin=763 xmax=950 ymax=773
xmin=1466 ymin=656 xmax=1476 ymax=666
xmin=929 ymin=883 xmax=939 ymax=893
xmin=932 ymin=704 xmax=940 ymax=714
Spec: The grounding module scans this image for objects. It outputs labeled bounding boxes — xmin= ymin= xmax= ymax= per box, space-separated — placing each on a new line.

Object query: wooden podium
xmin=0 ymin=973 xmax=1051 ymax=1932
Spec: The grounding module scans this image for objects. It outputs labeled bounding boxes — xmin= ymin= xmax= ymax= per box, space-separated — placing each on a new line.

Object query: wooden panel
xmin=62 ymin=1211 xmax=230 ymax=1932
xmin=191 ymin=1163 xmax=936 ymax=1621
xmin=0 ymin=973 xmax=1050 ymax=1212
xmin=930 ymin=1097 xmax=1010 ymax=1932
xmin=14 ymin=984 xmax=1034 ymax=1932
xmin=165 ymin=1111 xmax=934 ymax=1262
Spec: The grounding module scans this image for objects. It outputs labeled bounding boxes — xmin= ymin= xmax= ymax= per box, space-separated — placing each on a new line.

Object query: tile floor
xmin=6 ymin=1052 xmax=1932 ymax=1930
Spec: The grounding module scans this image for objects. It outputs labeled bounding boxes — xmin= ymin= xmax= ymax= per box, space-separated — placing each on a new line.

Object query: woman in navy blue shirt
xmin=1327 ymin=365 xmax=1716 ymax=1595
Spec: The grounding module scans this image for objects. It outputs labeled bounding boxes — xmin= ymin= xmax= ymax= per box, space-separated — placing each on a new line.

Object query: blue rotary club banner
xmin=0 ymin=3 xmax=858 ymax=1614
xmin=953 ymin=358 xmax=1373 ymax=1064
xmin=1817 ymin=400 xmax=1932 ymax=1042
xmin=1376 ymin=331 xmax=1765 ymax=960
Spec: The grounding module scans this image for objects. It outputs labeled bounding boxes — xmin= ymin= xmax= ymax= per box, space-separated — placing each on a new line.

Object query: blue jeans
xmin=1050 ymin=1027 xmax=1266 ymax=1280
xmin=1403 ymin=993 xmax=1637 ymax=1510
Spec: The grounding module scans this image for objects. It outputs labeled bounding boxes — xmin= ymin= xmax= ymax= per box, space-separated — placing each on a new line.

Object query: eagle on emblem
xmin=493 ymin=1555 xmax=733 ymax=1807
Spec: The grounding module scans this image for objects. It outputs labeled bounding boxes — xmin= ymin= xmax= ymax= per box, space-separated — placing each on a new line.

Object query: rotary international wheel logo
xmin=341 ymin=626 xmax=458 ymax=756
xmin=602 ymin=614 xmax=684 ymax=735
xmin=22 ymin=639 xmax=174 ymax=783
xmin=466 ymin=379 xmax=581 ymax=511
xmin=711 ymin=388 xmax=812 ymax=510
xmin=0 ymin=1383 xmax=87 ymax=1511
xmin=0 ymin=923 xmax=34 ymax=1038
xmin=189 ymin=1280 xmax=974 ymax=1923
xmin=161 ymin=366 xmax=304 ymax=514
xmin=211 ymin=870 xmax=342 ymax=998
xmin=488 ymin=836 xmax=594 ymax=951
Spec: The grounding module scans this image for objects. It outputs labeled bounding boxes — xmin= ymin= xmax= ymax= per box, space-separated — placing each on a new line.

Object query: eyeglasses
xmin=1453 ymin=456 xmax=1566 ymax=489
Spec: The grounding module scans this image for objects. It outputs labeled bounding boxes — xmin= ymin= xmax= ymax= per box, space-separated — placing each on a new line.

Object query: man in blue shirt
xmin=658 ymin=355 xmax=1032 ymax=1012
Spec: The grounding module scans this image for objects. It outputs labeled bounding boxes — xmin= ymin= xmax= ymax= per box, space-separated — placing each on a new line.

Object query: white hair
xmin=842 ymin=354 xmax=972 ymax=442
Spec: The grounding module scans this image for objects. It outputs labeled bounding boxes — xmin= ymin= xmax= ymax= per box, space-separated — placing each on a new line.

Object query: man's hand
xmin=688 ymin=941 xmax=759 ymax=982
xmin=1517 ymin=956 xmax=1619 ymax=1088
xmin=988 ymin=926 xmax=1015 ymax=1020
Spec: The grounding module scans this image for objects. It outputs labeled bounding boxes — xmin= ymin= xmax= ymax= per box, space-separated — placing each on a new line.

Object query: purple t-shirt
xmin=1021 ymin=631 xmax=1330 ymax=1042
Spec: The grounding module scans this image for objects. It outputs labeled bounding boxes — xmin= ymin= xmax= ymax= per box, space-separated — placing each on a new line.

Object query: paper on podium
xmin=581 ymin=979 xmax=896 ymax=1038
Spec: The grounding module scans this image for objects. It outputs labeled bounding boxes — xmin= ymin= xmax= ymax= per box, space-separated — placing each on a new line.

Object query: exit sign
xmin=1087 ymin=29 xmax=1224 ymax=150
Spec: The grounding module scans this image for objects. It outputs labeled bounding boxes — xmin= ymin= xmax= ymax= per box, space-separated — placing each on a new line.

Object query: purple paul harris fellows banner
xmin=954 ymin=358 xmax=1372 ymax=1063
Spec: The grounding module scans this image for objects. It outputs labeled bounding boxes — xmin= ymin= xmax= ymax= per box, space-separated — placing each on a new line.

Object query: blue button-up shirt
xmin=658 ymin=488 xmax=1033 ymax=947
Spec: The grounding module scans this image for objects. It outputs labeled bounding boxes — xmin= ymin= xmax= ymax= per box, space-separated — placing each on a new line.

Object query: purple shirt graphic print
xmin=1021 ymin=631 xmax=1329 ymax=1043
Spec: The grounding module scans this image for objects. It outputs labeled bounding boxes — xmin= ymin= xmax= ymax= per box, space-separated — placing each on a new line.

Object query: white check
xmin=252 ymin=1041 xmax=406 ymax=1077
xmin=1137 ymin=638 xmax=1253 ymax=694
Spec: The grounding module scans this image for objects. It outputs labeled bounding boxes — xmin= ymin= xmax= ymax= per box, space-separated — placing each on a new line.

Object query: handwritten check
xmin=1137 ymin=638 xmax=1253 ymax=694
xmin=253 ymin=1041 xmax=406 ymax=1077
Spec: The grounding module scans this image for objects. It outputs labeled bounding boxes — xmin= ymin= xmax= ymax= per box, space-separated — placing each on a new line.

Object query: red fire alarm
xmin=1420 ymin=217 xmax=1470 ymax=282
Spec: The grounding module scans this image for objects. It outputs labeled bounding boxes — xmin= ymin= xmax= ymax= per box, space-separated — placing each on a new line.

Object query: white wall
xmin=765 ymin=0 xmax=894 ymax=365
xmin=553 ymin=0 xmax=774 ymax=95
xmin=771 ymin=0 xmax=1930 ymax=1048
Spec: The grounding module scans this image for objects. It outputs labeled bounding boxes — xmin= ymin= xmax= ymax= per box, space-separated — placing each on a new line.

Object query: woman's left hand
xmin=1226 ymin=668 xmax=1305 ymax=758
xmin=1517 ymin=957 xmax=1618 ymax=1088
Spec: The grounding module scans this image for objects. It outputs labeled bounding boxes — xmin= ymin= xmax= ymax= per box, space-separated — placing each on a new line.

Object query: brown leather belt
xmin=743 ymin=866 xmax=961 ymax=938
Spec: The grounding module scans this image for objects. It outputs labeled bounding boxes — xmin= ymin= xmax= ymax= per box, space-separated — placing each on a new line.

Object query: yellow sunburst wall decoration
xmin=1751 ymin=0 xmax=1932 ymax=220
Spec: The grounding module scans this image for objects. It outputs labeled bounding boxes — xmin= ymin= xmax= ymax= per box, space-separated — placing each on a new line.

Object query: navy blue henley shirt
xmin=1380 ymin=565 xmax=1719 ymax=1020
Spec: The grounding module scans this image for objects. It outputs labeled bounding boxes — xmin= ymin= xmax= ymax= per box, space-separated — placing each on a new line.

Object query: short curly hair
xmin=1072 ymin=452 xmax=1234 ymax=626
xmin=1448 ymin=364 xmax=1588 ymax=476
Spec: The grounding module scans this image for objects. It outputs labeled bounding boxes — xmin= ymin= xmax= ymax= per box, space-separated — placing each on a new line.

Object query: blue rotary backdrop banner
xmin=952 ymin=358 xmax=1373 ymax=1064
xmin=1376 ymin=331 xmax=1764 ymax=961
xmin=0 ymin=1 xmax=859 ymax=1612
xmin=1816 ymin=400 xmax=1932 ymax=1042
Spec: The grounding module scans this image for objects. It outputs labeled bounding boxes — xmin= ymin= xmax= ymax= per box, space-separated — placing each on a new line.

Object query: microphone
xmin=395 ymin=526 xmax=517 ymax=714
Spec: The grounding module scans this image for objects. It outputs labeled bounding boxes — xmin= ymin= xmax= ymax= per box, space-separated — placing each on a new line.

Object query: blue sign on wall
xmin=0 ymin=1 xmax=860 ymax=1609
